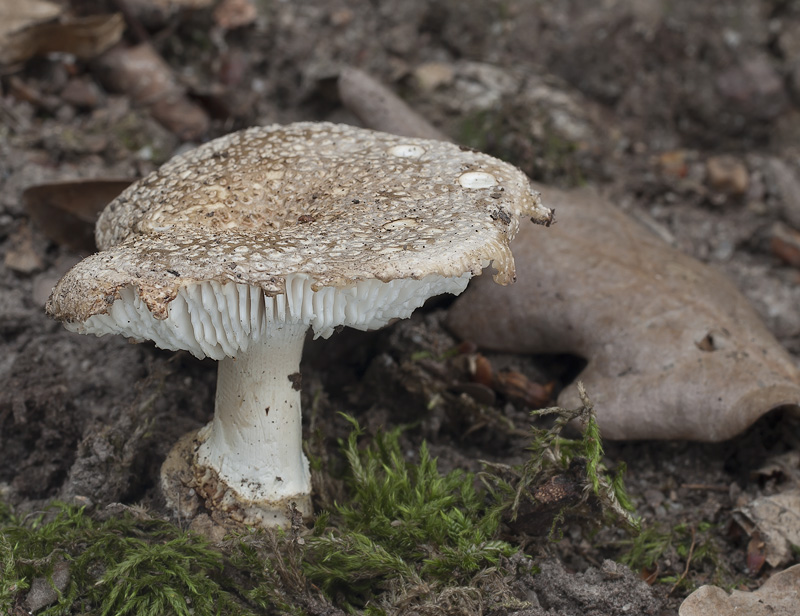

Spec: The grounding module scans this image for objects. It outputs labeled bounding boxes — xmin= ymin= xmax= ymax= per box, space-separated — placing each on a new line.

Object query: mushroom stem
xmin=193 ymin=322 xmax=312 ymax=524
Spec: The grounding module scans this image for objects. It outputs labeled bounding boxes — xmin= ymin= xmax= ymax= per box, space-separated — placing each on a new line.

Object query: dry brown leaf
xmin=25 ymin=14 xmax=125 ymax=60
xmin=337 ymin=67 xmax=800 ymax=442
xmin=679 ymin=564 xmax=800 ymax=616
xmin=23 ymin=180 xmax=133 ymax=254
xmin=446 ymin=185 xmax=800 ymax=441
xmin=0 ymin=0 xmax=124 ymax=65
xmin=0 ymin=0 xmax=61 ymax=36
xmin=0 ymin=0 xmax=62 ymax=60
xmin=733 ymin=489 xmax=800 ymax=567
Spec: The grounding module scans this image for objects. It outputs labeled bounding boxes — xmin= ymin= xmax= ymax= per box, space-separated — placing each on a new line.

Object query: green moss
xmin=0 ymin=504 xmax=252 ymax=615
xmin=302 ymin=415 xmax=516 ymax=609
xmin=483 ymin=382 xmax=640 ymax=538
xmin=618 ymin=523 xmax=675 ymax=573
xmin=618 ymin=520 xmax=731 ymax=591
xmin=226 ymin=530 xmax=310 ymax=615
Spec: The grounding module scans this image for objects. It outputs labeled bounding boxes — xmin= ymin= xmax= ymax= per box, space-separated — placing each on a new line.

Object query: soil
xmin=2 ymin=0 xmax=800 ymax=614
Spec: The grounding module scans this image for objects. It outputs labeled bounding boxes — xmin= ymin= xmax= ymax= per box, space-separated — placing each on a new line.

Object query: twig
xmin=668 ymin=525 xmax=696 ymax=596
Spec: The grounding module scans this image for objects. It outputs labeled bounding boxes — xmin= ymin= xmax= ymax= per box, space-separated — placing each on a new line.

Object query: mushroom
xmin=46 ymin=122 xmax=552 ymax=527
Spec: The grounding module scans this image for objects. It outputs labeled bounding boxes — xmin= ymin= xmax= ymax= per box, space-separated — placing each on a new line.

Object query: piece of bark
xmin=679 ymin=564 xmax=800 ymax=616
xmin=446 ymin=185 xmax=800 ymax=441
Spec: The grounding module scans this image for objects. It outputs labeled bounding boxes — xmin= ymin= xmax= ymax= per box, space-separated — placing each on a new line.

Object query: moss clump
xmin=0 ymin=503 xmax=249 ymax=616
xmin=302 ymin=415 xmax=516 ymax=609
xmin=482 ymin=382 xmax=640 ymax=540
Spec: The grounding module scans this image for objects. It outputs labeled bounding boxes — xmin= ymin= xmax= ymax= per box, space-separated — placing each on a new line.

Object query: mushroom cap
xmin=47 ymin=122 xmax=550 ymax=358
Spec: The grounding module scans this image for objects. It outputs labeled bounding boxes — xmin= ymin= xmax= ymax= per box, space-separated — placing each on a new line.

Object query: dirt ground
xmin=2 ymin=0 xmax=800 ymax=614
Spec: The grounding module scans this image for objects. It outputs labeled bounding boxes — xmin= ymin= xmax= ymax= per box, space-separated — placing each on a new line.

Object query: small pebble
xmin=706 ymin=155 xmax=749 ymax=197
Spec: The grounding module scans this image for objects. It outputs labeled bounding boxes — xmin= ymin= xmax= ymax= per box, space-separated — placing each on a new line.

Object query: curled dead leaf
xmin=0 ymin=0 xmax=62 ymax=64
xmin=465 ymin=353 xmax=552 ymax=408
xmin=447 ymin=186 xmax=800 ymax=441
xmin=0 ymin=0 xmax=61 ymax=41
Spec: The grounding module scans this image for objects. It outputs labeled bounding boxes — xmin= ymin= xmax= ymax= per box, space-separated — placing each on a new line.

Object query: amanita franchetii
xmin=47 ymin=122 xmax=552 ymax=527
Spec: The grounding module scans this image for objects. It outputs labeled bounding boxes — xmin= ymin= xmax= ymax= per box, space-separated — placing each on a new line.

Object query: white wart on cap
xmin=47 ymin=122 xmax=552 ymax=527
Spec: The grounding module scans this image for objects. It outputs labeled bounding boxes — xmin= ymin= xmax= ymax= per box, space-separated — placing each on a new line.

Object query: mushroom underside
xmin=68 ymin=273 xmax=473 ymax=359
